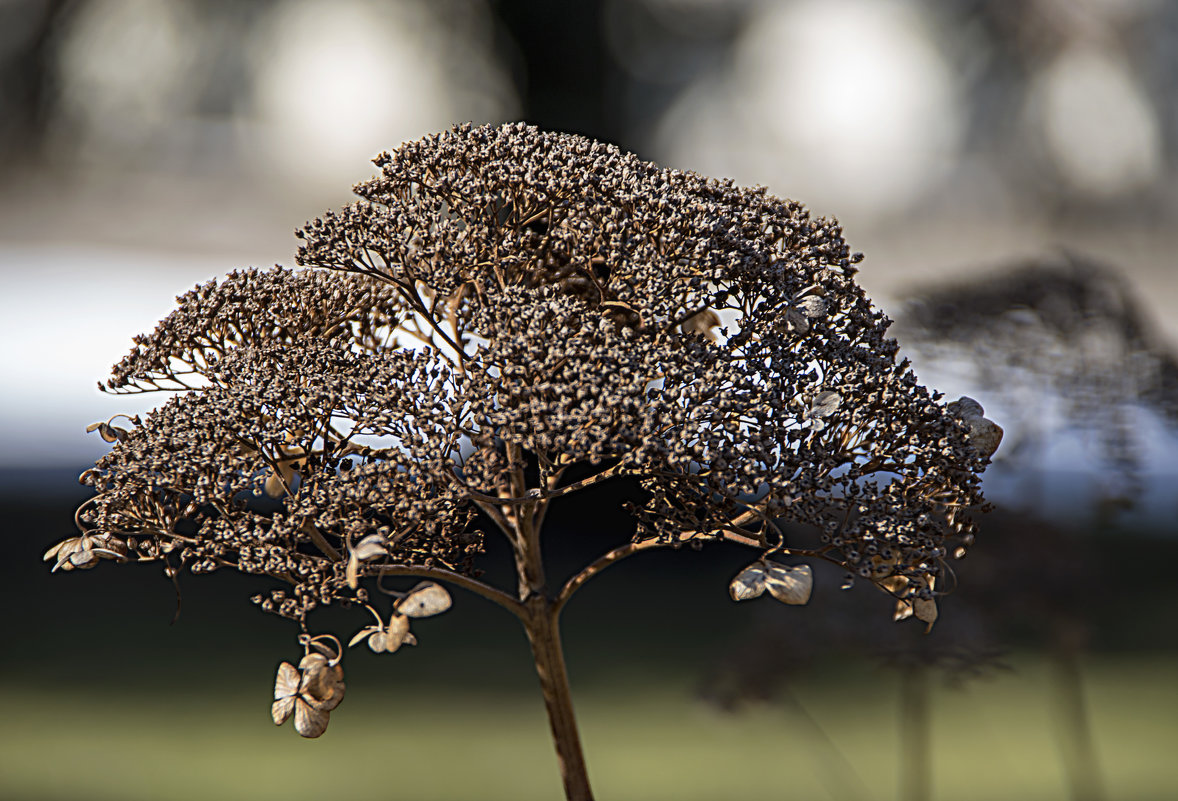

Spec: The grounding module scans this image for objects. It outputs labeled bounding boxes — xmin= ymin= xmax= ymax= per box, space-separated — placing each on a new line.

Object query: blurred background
xmin=1 ymin=1 xmax=1176 ymax=799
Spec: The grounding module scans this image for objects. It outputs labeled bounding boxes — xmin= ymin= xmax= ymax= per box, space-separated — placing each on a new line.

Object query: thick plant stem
xmin=523 ymin=597 xmax=595 ymax=801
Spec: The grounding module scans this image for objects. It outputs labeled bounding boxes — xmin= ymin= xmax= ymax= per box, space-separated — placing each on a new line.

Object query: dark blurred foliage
xmin=0 ymin=0 xmax=744 ymax=161
xmin=701 ymin=505 xmax=1178 ymax=709
xmin=697 ymin=502 xmax=1178 ymax=801
xmin=702 ymin=254 xmax=1178 ymax=717
xmin=0 ymin=0 xmax=63 ymax=156
xmin=934 ymin=0 xmax=1178 ymax=218
xmin=4 ymin=0 xmax=1178 ymax=225
xmin=897 ymin=254 xmax=1178 ymax=511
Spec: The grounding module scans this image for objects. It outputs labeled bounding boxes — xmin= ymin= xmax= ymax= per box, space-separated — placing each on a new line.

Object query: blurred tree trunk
xmin=1051 ymin=630 xmax=1106 ymax=801
xmin=899 ymin=663 xmax=931 ymax=801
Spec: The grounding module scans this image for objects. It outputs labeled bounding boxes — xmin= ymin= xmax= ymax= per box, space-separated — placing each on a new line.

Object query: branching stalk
xmin=375 ymin=564 xmax=524 ymax=618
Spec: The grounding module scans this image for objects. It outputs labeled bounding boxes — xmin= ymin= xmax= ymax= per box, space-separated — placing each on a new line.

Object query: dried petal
xmin=796 ymin=296 xmax=829 ymax=318
xmin=345 ymin=552 xmax=360 ymax=590
xmin=352 ymin=612 xmax=414 ymax=654
xmin=274 ymin=661 xmax=300 ymax=700
xmin=352 ymin=534 xmax=389 ymax=561
xmin=263 ymin=473 xmax=286 ymax=499
xmin=947 ymin=396 xmax=985 ymax=420
xmin=729 ymin=563 xmax=767 ymax=601
xmin=889 ymin=576 xmax=938 ymax=632
xmin=271 ymin=696 xmax=295 ymax=725
xmin=806 ymin=390 xmax=842 ymax=429
xmin=42 ymin=540 xmax=70 ymax=562
xmin=348 ymin=626 xmax=379 ymax=648
xmin=46 ymin=536 xmax=112 ymax=572
xmin=966 ymin=416 xmax=1003 ymax=460
xmin=293 ymin=698 xmax=330 ymax=738
xmin=86 ymin=421 xmax=126 ymax=442
xmin=395 ymin=582 xmax=452 ymax=618
xmin=67 ymin=549 xmax=98 ymax=569
xmin=681 ymin=309 xmax=721 ymax=341
xmin=913 ymin=596 xmax=938 ymax=631
xmin=271 ymin=661 xmax=300 ymax=725
xmin=764 ymin=563 xmax=813 ymax=605
xmin=810 ymin=390 xmax=842 ymax=417
xmin=299 ymin=655 xmax=345 ymax=711
xmin=377 ymin=613 xmax=412 ymax=653
xmin=781 ymin=307 xmax=809 ymax=334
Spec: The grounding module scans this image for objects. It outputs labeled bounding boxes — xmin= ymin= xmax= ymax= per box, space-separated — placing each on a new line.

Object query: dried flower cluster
xmin=53 ymin=122 xmax=995 ymax=797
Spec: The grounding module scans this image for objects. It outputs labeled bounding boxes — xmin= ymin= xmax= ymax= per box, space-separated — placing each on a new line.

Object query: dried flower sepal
xmin=804 ymin=391 xmax=842 ymax=431
xmin=730 ymin=563 xmax=768 ymax=601
xmin=765 ymin=564 xmax=813 ymax=604
xmin=680 ymin=309 xmax=722 ymax=342
xmin=272 ymin=636 xmax=345 ymax=738
xmin=353 ymin=534 xmax=390 ymax=561
xmin=729 ymin=561 xmax=813 ymax=605
xmin=947 ymin=396 xmax=1003 ymax=460
xmin=348 ymin=584 xmax=449 ymax=653
xmin=85 ymin=419 xmax=130 ymax=443
xmin=779 ymin=291 xmax=830 ymax=335
xmin=345 ymin=534 xmax=391 ymax=589
xmin=883 ymin=574 xmax=939 ymax=633
xmin=43 ymin=533 xmax=127 ymax=572
xmin=394 ymin=581 xmax=452 ymax=618
xmin=349 ymin=605 xmax=417 ymax=654
xmin=263 ymin=441 xmax=307 ymax=499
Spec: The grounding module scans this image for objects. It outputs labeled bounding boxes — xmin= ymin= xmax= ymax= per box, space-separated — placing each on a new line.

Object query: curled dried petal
xmin=729 ymin=563 xmax=767 ymax=601
xmin=764 ymin=563 xmax=813 ymax=605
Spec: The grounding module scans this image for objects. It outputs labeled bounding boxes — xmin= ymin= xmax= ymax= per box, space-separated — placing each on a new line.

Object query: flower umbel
xmin=51 ymin=123 xmax=996 ymax=799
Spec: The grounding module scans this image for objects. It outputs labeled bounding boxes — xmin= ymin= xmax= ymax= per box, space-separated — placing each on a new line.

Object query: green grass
xmin=2 ymin=654 xmax=1175 ymax=801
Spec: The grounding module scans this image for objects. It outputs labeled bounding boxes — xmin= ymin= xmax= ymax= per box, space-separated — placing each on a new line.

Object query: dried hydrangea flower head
xmin=53 ymin=122 xmax=996 ymax=800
